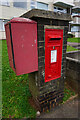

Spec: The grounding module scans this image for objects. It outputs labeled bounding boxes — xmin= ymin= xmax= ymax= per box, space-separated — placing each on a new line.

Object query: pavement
xmin=37 ymin=97 xmax=79 ymax=119
xmin=67 ymin=42 xmax=80 ymax=50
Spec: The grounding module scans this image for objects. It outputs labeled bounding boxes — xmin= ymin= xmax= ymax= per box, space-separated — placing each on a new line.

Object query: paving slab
xmin=37 ymin=98 xmax=79 ymax=118
xmin=67 ymin=42 xmax=80 ymax=50
xmin=67 ymin=42 xmax=80 ymax=46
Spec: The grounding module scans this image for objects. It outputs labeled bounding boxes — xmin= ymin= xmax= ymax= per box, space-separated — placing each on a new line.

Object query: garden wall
xmin=66 ymin=51 xmax=80 ymax=93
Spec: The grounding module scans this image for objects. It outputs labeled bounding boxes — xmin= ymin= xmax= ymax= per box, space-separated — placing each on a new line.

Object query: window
xmin=13 ymin=0 xmax=27 ymax=9
xmin=0 ymin=0 xmax=10 ymax=6
xmin=54 ymin=6 xmax=58 ymax=12
xmin=54 ymin=6 xmax=67 ymax=13
xmin=37 ymin=2 xmax=48 ymax=10
xmin=58 ymin=8 xmax=63 ymax=10
xmin=31 ymin=0 xmax=37 ymax=9
xmin=71 ymin=26 xmax=80 ymax=32
xmin=72 ymin=13 xmax=80 ymax=16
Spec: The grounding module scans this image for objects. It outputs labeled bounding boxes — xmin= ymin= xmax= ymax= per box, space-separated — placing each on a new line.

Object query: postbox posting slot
xmin=48 ymin=35 xmax=61 ymax=41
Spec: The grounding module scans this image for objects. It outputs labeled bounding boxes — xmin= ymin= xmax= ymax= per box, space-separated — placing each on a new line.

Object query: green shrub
xmin=67 ymin=33 xmax=74 ymax=38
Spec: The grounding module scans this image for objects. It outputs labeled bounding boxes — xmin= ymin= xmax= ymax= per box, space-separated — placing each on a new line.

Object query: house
xmin=1 ymin=0 xmax=79 ymax=39
xmin=70 ymin=0 xmax=80 ymax=37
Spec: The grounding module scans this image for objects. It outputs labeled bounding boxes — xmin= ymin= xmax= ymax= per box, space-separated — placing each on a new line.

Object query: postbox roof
xmin=21 ymin=9 xmax=72 ymax=21
xmin=6 ymin=17 xmax=37 ymax=25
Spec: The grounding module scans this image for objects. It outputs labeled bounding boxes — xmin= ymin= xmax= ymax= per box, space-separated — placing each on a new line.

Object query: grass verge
xmin=2 ymin=40 xmax=36 ymax=118
xmin=67 ymin=45 xmax=78 ymax=52
xmin=67 ymin=37 xmax=80 ymax=43
xmin=0 ymin=40 xmax=2 ymax=119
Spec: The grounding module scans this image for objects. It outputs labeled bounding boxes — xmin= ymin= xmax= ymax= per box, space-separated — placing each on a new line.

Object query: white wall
xmin=73 ymin=17 xmax=80 ymax=24
xmin=75 ymin=32 xmax=80 ymax=38
xmin=0 ymin=4 xmax=27 ymax=40
xmin=0 ymin=6 xmax=27 ymax=19
xmin=0 ymin=31 xmax=6 ymax=40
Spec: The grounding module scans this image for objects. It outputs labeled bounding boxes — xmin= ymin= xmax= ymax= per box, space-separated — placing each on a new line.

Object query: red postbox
xmin=45 ymin=29 xmax=63 ymax=82
xmin=5 ymin=17 xmax=38 ymax=75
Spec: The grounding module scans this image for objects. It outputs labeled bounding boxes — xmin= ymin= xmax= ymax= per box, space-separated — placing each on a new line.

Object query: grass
xmin=67 ymin=45 xmax=78 ymax=52
xmin=63 ymin=84 xmax=75 ymax=103
xmin=67 ymin=37 xmax=79 ymax=52
xmin=67 ymin=37 xmax=80 ymax=43
xmin=0 ymin=40 xmax=2 ymax=119
xmin=2 ymin=39 xmax=76 ymax=118
xmin=2 ymin=40 xmax=36 ymax=118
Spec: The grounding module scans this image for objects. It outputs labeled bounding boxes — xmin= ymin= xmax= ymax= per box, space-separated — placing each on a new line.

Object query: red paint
xmin=5 ymin=17 xmax=38 ymax=76
xmin=5 ymin=17 xmax=37 ymax=25
xmin=45 ymin=29 xmax=63 ymax=82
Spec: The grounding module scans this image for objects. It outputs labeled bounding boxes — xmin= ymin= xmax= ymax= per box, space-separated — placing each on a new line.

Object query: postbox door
xmin=45 ymin=29 xmax=63 ymax=82
xmin=5 ymin=18 xmax=38 ymax=76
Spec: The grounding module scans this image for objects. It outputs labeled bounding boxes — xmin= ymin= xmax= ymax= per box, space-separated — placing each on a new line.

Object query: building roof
xmin=72 ymin=6 xmax=80 ymax=12
xmin=53 ymin=0 xmax=74 ymax=8
xmin=21 ymin=9 xmax=72 ymax=21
